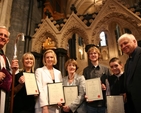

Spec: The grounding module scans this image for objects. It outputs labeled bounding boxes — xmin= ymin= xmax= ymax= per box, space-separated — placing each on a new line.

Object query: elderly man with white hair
xmin=0 ymin=26 xmax=19 ymax=113
xmin=118 ymin=33 xmax=141 ymax=113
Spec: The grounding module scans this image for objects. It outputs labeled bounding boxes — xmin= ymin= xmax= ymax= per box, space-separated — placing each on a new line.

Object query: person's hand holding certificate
xmin=63 ymin=86 xmax=78 ymax=106
xmin=47 ymin=82 xmax=65 ymax=105
xmin=85 ymin=78 xmax=103 ymax=101
xmin=23 ymin=72 xmax=39 ymax=95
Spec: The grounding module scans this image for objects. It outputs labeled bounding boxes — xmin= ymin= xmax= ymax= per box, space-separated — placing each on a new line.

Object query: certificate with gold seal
xmin=85 ymin=78 xmax=103 ymax=101
xmin=23 ymin=72 xmax=39 ymax=95
xmin=64 ymin=86 xmax=78 ymax=106
xmin=47 ymin=82 xmax=65 ymax=105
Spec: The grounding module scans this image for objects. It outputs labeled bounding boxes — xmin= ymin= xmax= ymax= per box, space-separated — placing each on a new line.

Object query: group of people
xmin=0 ymin=25 xmax=141 ymax=113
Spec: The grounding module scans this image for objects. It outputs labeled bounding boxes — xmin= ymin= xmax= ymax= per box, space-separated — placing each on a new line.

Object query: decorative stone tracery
xmin=31 ymin=0 xmax=141 ymax=68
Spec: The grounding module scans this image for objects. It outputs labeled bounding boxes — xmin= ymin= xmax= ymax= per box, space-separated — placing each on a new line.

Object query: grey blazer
xmin=62 ymin=73 xmax=86 ymax=113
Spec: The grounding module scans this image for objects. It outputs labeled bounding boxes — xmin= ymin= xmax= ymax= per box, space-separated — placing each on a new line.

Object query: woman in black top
xmin=13 ymin=53 xmax=36 ymax=113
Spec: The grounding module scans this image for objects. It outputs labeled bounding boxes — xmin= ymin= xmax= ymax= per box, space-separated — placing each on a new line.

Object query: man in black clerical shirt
xmin=118 ymin=33 xmax=141 ymax=113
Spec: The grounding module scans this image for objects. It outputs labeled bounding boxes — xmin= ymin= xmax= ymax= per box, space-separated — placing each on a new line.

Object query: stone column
xmin=24 ymin=35 xmax=31 ymax=53
xmin=54 ymin=48 xmax=67 ymax=77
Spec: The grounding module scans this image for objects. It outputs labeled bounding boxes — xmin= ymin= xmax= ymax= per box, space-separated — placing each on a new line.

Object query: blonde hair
xmin=0 ymin=26 xmax=10 ymax=37
xmin=22 ymin=52 xmax=35 ymax=72
xmin=87 ymin=46 xmax=101 ymax=59
xmin=43 ymin=49 xmax=57 ymax=66
xmin=65 ymin=59 xmax=78 ymax=70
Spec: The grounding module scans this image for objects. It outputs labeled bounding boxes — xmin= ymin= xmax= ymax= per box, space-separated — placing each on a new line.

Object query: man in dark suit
xmin=118 ymin=33 xmax=141 ymax=113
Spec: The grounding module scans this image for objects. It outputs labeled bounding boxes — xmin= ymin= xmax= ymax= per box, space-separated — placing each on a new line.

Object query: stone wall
xmin=6 ymin=0 xmax=42 ymax=68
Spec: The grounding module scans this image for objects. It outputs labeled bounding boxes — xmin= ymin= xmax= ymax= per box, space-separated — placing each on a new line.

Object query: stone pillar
xmin=31 ymin=52 xmax=42 ymax=69
xmin=68 ymin=34 xmax=76 ymax=60
xmin=24 ymin=35 xmax=31 ymax=53
xmin=54 ymin=48 xmax=67 ymax=77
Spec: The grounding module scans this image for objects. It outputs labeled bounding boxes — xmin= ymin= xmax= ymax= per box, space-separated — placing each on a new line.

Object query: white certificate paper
xmin=85 ymin=78 xmax=103 ymax=101
xmin=23 ymin=72 xmax=39 ymax=95
xmin=64 ymin=86 xmax=78 ymax=106
xmin=107 ymin=96 xmax=125 ymax=113
xmin=47 ymin=82 xmax=65 ymax=105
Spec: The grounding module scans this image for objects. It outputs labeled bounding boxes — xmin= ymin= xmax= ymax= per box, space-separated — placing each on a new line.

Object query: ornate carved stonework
xmin=43 ymin=37 xmax=56 ymax=50
xmin=31 ymin=0 xmax=141 ymax=67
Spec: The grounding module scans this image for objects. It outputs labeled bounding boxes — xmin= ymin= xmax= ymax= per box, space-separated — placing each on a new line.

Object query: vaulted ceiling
xmin=65 ymin=0 xmax=103 ymax=14
xmin=43 ymin=0 xmax=140 ymax=20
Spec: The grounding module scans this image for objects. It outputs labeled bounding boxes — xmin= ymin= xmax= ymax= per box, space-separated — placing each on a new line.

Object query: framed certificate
xmin=85 ymin=78 xmax=103 ymax=101
xmin=63 ymin=86 xmax=78 ymax=106
xmin=23 ymin=72 xmax=39 ymax=95
xmin=107 ymin=96 xmax=125 ymax=113
xmin=47 ymin=82 xmax=65 ymax=105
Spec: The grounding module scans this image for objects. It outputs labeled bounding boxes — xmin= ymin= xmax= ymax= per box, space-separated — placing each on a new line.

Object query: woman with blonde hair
xmin=13 ymin=52 xmax=36 ymax=113
xmin=35 ymin=49 xmax=62 ymax=113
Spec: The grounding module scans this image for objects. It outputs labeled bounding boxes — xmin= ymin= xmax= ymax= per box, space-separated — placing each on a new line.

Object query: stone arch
xmin=61 ymin=26 xmax=89 ymax=49
xmin=91 ymin=12 xmax=141 ymax=45
xmin=31 ymin=29 xmax=58 ymax=53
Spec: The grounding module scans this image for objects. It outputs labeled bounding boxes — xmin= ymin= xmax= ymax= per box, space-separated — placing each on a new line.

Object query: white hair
xmin=0 ymin=26 xmax=10 ymax=37
xmin=118 ymin=33 xmax=137 ymax=44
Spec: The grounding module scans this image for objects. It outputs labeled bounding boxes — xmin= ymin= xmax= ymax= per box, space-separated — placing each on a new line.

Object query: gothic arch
xmin=31 ymin=29 xmax=58 ymax=53
xmin=61 ymin=26 xmax=89 ymax=49
xmin=91 ymin=12 xmax=141 ymax=45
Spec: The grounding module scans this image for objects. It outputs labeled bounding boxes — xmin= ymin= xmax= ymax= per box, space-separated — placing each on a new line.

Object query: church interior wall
xmin=1 ymin=0 xmax=141 ymax=74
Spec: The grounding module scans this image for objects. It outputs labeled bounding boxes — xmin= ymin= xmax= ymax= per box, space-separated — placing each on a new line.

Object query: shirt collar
xmin=115 ymin=72 xmax=123 ymax=77
xmin=89 ymin=62 xmax=100 ymax=69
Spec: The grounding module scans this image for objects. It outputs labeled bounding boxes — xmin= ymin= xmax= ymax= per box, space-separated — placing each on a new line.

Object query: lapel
xmin=63 ymin=73 xmax=79 ymax=85
xmin=53 ymin=68 xmax=58 ymax=82
xmin=42 ymin=66 xmax=52 ymax=80
xmin=124 ymin=59 xmax=129 ymax=82
xmin=73 ymin=74 xmax=79 ymax=85
xmin=128 ymin=47 xmax=141 ymax=80
xmin=42 ymin=66 xmax=60 ymax=82
xmin=63 ymin=76 xmax=68 ymax=85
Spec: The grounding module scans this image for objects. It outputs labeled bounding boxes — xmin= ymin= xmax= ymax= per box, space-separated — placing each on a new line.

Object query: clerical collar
xmin=115 ymin=72 xmax=123 ymax=77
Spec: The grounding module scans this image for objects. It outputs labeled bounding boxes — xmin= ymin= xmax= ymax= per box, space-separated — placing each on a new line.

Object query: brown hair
xmin=65 ymin=59 xmax=78 ymax=70
xmin=87 ymin=46 xmax=101 ymax=59
xmin=109 ymin=57 xmax=122 ymax=65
